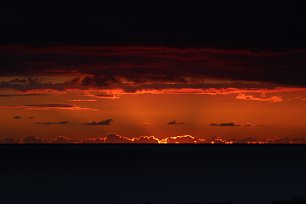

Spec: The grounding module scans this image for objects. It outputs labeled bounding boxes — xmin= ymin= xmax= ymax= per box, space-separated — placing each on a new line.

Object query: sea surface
xmin=0 ymin=144 xmax=306 ymax=204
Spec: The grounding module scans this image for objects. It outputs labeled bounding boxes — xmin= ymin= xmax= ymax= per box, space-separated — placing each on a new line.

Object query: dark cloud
xmin=86 ymin=134 xmax=197 ymax=144
xmin=82 ymin=137 xmax=106 ymax=144
xmin=234 ymin=137 xmax=259 ymax=144
xmin=50 ymin=136 xmax=74 ymax=144
xmin=13 ymin=115 xmax=34 ymax=119
xmin=210 ymin=122 xmax=241 ymax=127
xmin=81 ymin=135 xmax=159 ymax=144
xmin=85 ymin=119 xmax=113 ymax=126
xmin=0 ymin=93 xmax=45 ymax=97
xmin=166 ymin=135 xmax=197 ymax=144
xmin=206 ymin=136 xmax=233 ymax=144
xmin=2 ymin=134 xmax=306 ymax=144
xmin=0 ymin=47 xmax=306 ymax=92
xmin=167 ymin=120 xmax=184 ymax=125
xmin=0 ymin=104 xmax=95 ymax=111
xmin=0 ymin=137 xmax=19 ymax=144
xmin=210 ymin=122 xmax=257 ymax=127
xmin=132 ymin=136 xmax=160 ymax=144
xmin=242 ymin=123 xmax=256 ymax=127
xmin=8 ymin=78 xmax=27 ymax=83
xmin=81 ymin=134 xmax=159 ymax=144
xmin=104 ymin=133 xmax=132 ymax=143
xmin=0 ymin=77 xmax=80 ymax=91
xmin=273 ymin=137 xmax=306 ymax=144
xmin=26 ymin=104 xmax=74 ymax=108
xmin=81 ymin=75 xmax=120 ymax=87
xmin=85 ymin=93 xmax=120 ymax=99
xmin=35 ymin=121 xmax=68 ymax=125
xmin=23 ymin=136 xmax=45 ymax=144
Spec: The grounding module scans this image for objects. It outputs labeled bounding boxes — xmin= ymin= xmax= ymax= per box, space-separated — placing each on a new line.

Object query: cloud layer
xmin=1 ymin=46 xmax=306 ymax=94
xmin=0 ymin=104 xmax=96 ymax=111
xmin=2 ymin=134 xmax=306 ymax=144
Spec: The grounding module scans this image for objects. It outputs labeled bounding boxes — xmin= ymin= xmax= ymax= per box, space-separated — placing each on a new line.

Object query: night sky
xmin=1 ymin=1 xmax=306 ymax=143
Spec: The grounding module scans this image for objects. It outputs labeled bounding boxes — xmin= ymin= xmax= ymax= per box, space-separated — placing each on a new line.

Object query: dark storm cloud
xmin=1 ymin=46 xmax=306 ymax=91
xmin=84 ymin=119 xmax=113 ymax=126
xmin=35 ymin=121 xmax=68 ymax=125
xmin=13 ymin=116 xmax=21 ymax=119
xmin=167 ymin=120 xmax=185 ymax=125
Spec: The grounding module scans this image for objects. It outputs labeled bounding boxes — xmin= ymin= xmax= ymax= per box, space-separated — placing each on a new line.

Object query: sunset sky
xmin=1 ymin=2 xmax=306 ymax=143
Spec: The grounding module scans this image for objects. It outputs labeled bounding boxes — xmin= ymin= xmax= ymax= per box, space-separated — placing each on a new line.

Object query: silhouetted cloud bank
xmin=2 ymin=134 xmax=304 ymax=144
xmin=84 ymin=119 xmax=114 ymax=126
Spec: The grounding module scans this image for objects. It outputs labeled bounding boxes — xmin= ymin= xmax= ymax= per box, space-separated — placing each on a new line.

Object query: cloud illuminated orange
xmin=3 ymin=134 xmax=306 ymax=144
xmin=236 ymin=93 xmax=283 ymax=102
xmin=0 ymin=104 xmax=97 ymax=111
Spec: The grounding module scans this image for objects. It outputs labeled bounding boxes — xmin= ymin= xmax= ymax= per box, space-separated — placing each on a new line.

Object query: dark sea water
xmin=0 ymin=145 xmax=306 ymax=204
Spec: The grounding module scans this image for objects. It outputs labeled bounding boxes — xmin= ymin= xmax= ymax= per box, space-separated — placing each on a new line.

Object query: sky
xmin=1 ymin=1 xmax=306 ymax=143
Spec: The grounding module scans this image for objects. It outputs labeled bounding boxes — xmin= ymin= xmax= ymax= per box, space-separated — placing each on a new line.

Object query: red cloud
xmin=104 ymin=133 xmax=133 ymax=143
xmin=0 ymin=104 xmax=97 ymax=111
xmin=165 ymin=135 xmax=197 ymax=144
xmin=131 ymin=136 xmax=160 ymax=144
xmin=236 ymin=93 xmax=283 ymax=102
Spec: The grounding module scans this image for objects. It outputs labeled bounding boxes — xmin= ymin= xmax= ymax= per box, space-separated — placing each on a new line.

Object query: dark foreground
xmin=0 ymin=145 xmax=306 ymax=204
